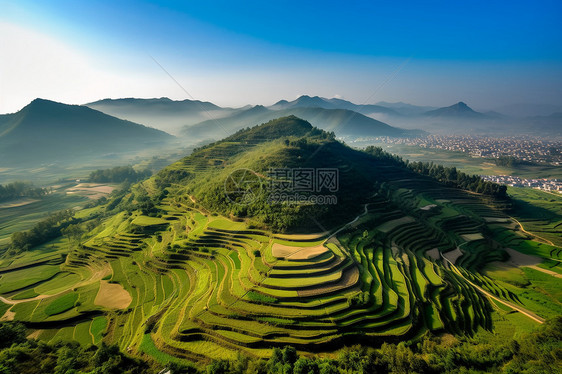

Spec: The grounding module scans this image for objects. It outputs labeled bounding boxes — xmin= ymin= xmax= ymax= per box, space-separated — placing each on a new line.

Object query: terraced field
xmin=1 ymin=120 xmax=558 ymax=366
xmin=2 ymin=177 xmax=554 ymax=364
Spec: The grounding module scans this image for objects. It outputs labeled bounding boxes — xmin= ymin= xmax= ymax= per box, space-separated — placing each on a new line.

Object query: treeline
xmin=364 ymin=146 xmax=508 ymax=199
xmin=0 ymin=322 xmax=150 ymax=374
xmin=88 ymin=166 xmax=151 ymax=183
xmin=0 ymin=181 xmax=48 ymax=202
xmin=494 ymin=155 xmax=525 ymax=168
xmin=201 ymin=318 xmax=562 ymax=374
xmin=407 ymin=160 xmax=508 ymax=198
xmin=0 ymin=317 xmax=560 ymax=373
xmin=9 ymin=210 xmax=75 ymax=252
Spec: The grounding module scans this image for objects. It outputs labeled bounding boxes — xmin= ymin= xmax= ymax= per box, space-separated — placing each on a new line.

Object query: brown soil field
xmin=94 ymin=280 xmax=132 ymax=309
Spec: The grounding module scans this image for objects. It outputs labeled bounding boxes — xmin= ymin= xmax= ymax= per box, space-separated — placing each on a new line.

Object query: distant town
xmin=374 ymin=135 xmax=562 ymax=165
xmin=480 ymin=175 xmax=562 ymax=193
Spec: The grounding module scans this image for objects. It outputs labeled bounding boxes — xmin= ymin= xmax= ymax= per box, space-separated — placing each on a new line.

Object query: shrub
xmin=247 ymin=291 xmax=277 ymax=304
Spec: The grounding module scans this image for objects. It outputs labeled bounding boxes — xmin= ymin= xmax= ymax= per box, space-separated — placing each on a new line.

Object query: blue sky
xmin=1 ymin=0 xmax=561 ymax=113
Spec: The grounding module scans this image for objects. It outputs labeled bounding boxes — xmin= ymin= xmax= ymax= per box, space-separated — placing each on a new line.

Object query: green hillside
xmin=0 ymin=116 xmax=559 ymax=369
xmin=0 ymin=99 xmax=173 ymax=166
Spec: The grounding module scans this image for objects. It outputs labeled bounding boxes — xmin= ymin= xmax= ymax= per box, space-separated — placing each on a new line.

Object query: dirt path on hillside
xmin=326 ymin=204 xmax=369 ymax=240
xmin=503 ymin=247 xmax=562 ymax=278
xmin=509 ymin=216 xmax=555 ymax=247
xmin=441 ymin=253 xmax=545 ymax=324
xmin=525 ymin=265 xmax=562 ymax=278
xmin=442 ymin=248 xmax=463 ymax=265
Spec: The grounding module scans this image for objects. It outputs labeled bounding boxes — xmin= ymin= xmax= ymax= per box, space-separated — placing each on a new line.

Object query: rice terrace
xmin=0 ymin=118 xmax=560 ymax=372
xmin=1 ymin=2 xmax=562 ymax=372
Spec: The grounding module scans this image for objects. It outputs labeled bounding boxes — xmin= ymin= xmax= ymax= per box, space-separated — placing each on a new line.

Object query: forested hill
xmin=150 ymin=116 xmax=506 ymax=232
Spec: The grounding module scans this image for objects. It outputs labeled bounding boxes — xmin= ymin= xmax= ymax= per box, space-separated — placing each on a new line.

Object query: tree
xmin=61 ymin=223 xmax=84 ymax=248
xmin=293 ymin=357 xmax=318 ymax=374
xmin=0 ymin=322 xmax=27 ymax=349
xmin=206 ymin=359 xmax=230 ymax=374
xmin=282 ymin=346 xmax=298 ymax=366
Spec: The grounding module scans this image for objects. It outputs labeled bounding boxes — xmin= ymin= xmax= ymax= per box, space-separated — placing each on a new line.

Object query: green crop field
xmin=3 ymin=184 xmax=554 ymax=363
xmin=44 ymin=292 xmax=79 ymax=316
xmin=0 ymin=118 xmax=559 ymax=371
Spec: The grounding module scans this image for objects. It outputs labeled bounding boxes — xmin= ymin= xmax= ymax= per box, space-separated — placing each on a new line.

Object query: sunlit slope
xmin=1 ymin=116 xmax=557 ymax=364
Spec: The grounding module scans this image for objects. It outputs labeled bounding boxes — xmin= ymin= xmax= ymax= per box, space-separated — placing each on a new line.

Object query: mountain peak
xmin=296 ymin=95 xmax=325 ymax=103
xmin=23 ymin=98 xmax=75 ymax=115
xmin=424 ymin=101 xmax=487 ymax=118
xmin=0 ymin=99 xmax=172 ymax=166
xmin=27 ymin=98 xmax=60 ymax=107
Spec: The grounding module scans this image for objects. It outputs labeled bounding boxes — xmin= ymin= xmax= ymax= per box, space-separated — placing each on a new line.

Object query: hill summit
xmin=423 ymin=101 xmax=488 ymax=118
xmin=157 ymin=116 xmax=420 ymax=231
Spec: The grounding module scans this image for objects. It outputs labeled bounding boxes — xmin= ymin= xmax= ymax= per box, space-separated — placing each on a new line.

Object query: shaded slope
xmin=0 ymin=99 xmax=173 ymax=165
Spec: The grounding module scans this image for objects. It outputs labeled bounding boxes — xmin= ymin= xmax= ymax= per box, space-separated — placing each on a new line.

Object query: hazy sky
xmin=1 ymin=0 xmax=561 ymax=114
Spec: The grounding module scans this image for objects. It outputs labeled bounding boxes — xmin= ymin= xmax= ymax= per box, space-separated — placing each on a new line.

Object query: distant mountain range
xmin=0 ymin=99 xmax=173 ymax=166
xmin=270 ymin=95 xmax=401 ymax=116
xmin=82 ymin=96 xmax=561 ymax=138
xmin=86 ymin=98 xmax=236 ymax=135
xmin=2 ymin=96 xmax=559 ymax=163
xmin=374 ymin=101 xmax=437 ymax=116
xmin=182 ymin=105 xmax=424 ymax=140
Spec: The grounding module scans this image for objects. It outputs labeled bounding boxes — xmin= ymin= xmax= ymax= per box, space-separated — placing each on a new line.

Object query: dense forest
xmin=0 ymin=317 xmax=560 ymax=373
xmin=0 ymin=182 xmax=48 ymax=202
xmin=88 ymin=166 xmax=151 ymax=184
